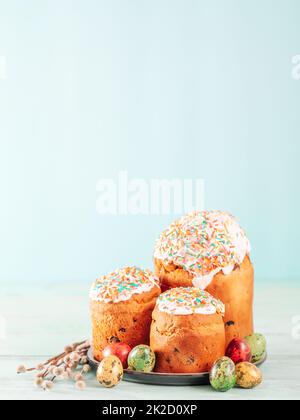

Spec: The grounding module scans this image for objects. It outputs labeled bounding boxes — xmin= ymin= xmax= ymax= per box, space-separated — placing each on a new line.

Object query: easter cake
xmin=90 ymin=266 xmax=161 ymax=361
xmin=150 ymin=287 xmax=225 ymax=373
xmin=154 ymin=210 xmax=254 ymax=345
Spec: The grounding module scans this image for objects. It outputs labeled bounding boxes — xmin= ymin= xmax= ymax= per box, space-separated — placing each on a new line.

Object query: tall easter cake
xmin=154 ymin=210 xmax=254 ymax=345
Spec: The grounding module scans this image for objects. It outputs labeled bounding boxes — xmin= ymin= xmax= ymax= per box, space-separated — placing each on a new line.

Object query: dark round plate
xmin=87 ymin=348 xmax=267 ymax=386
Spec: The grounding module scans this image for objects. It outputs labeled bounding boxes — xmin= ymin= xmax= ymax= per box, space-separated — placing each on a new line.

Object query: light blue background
xmin=0 ymin=0 xmax=299 ymax=284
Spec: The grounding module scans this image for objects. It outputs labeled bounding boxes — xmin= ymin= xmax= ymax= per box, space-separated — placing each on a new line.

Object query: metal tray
xmin=87 ymin=348 xmax=267 ymax=386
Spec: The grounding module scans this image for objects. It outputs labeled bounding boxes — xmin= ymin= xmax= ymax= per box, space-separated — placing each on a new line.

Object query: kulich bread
xmin=150 ymin=287 xmax=225 ymax=373
xmin=205 ymin=256 xmax=253 ymax=345
xmin=90 ymin=267 xmax=161 ymax=361
xmin=154 ymin=210 xmax=254 ymax=345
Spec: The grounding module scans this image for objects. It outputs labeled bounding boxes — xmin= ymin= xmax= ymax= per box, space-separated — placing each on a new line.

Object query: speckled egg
xmin=209 ymin=357 xmax=236 ymax=392
xmin=127 ymin=345 xmax=156 ymax=372
xmin=235 ymin=362 xmax=262 ymax=388
xmin=245 ymin=333 xmax=266 ymax=363
xmin=96 ymin=355 xmax=123 ymax=388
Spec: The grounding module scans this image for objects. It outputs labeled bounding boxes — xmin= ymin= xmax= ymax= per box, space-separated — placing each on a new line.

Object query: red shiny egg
xmin=225 ymin=338 xmax=252 ymax=364
xmin=102 ymin=342 xmax=132 ymax=368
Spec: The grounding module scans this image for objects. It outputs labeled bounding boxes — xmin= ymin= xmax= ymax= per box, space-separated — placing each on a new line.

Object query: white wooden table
xmin=1 ymin=281 xmax=300 ymax=400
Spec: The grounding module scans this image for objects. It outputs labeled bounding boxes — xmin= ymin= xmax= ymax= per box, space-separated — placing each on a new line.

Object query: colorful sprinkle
xmin=154 ymin=210 xmax=250 ymax=288
xmin=90 ymin=267 xmax=159 ymax=303
xmin=157 ymin=287 xmax=225 ymax=316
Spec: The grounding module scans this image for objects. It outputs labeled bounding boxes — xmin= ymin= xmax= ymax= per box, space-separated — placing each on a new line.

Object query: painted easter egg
xmin=225 ymin=338 xmax=252 ymax=364
xmin=127 ymin=345 xmax=156 ymax=372
xmin=235 ymin=362 xmax=262 ymax=388
xmin=245 ymin=333 xmax=266 ymax=363
xmin=102 ymin=342 xmax=132 ymax=368
xmin=209 ymin=357 xmax=236 ymax=392
xmin=96 ymin=355 xmax=123 ymax=388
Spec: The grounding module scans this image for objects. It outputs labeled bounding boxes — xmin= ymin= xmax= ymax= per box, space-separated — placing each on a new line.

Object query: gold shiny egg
xmin=96 ymin=355 xmax=123 ymax=388
xmin=235 ymin=362 xmax=262 ymax=389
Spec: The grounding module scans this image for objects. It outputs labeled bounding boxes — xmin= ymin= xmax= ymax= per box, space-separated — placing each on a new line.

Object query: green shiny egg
xmin=209 ymin=357 xmax=236 ymax=392
xmin=245 ymin=333 xmax=266 ymax=363
xmin=127 ymin=345 xmax=156 ymax=372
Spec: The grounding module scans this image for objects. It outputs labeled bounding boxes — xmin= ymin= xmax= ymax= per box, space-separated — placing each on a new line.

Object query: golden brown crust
xmin=206 ymin=256 xmax=254 ymax=345
xmin=150 ymin=308 xmax=225 ymax=373
xmin=90 ymin=285 xmax=161 ymax=361
xmin=154 ymin=258 xmax=194 ymax=290
xmin=154 ymin=256 xmax=254 ymax=345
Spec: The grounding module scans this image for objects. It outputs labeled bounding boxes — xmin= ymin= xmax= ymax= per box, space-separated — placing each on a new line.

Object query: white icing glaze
xmin=89 ymin=267 xmax=159 ymax=303
xmin=156 ymin=287 xmax=225 ymax=316
xmin=155 ymin=210 xmax=251 ymax=288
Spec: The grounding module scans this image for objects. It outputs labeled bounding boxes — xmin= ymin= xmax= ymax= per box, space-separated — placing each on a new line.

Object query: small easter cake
xmin=154 ymin=210 xmax=254 ymax=345
xmin=150 ymin=287 xmax=225 ymax=373
xmin=90 ymin=266 xmax=161 ymax=361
